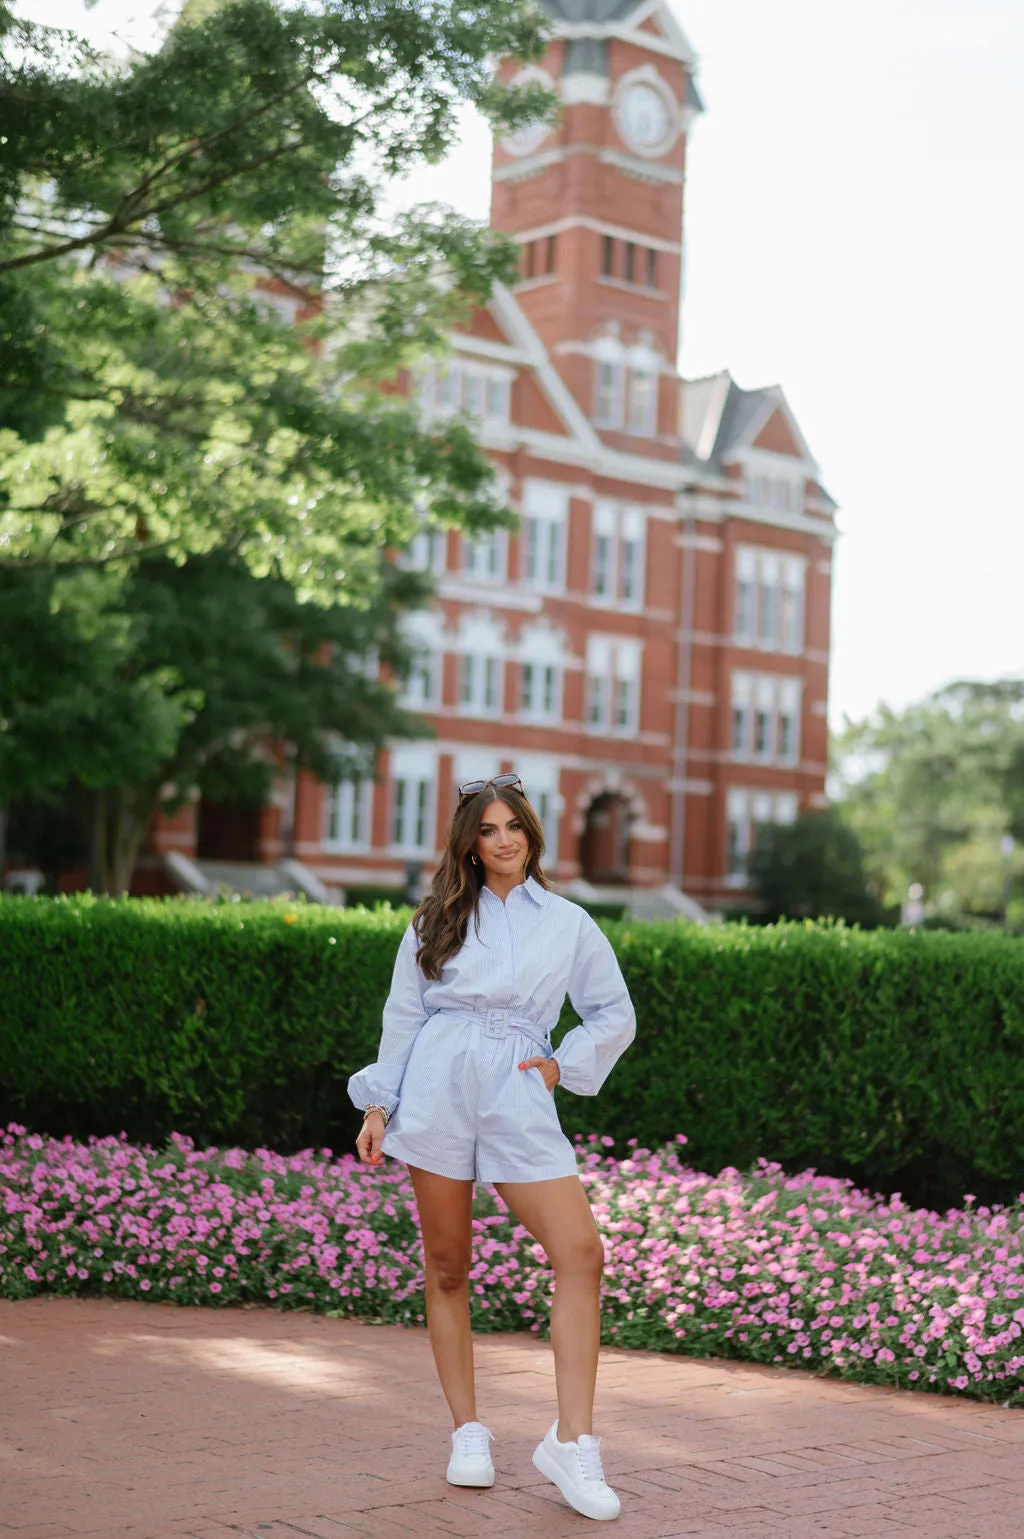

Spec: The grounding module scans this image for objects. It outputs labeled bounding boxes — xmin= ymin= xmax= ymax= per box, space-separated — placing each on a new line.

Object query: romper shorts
xmin=380 ymin=1007 xmax=580 ymax=1184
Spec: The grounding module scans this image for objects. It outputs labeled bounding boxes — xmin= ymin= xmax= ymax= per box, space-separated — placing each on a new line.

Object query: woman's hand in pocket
xmin=518 ymin=1056 xmax=560 ymax=1092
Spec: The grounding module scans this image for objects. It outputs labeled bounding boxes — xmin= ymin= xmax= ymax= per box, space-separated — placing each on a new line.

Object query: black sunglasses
xmin=458 ymin=772 xmax=526 ymax=807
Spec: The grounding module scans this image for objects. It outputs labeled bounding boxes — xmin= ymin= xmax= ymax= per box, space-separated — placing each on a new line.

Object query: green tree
xmin=750 ymin=808 xmax=886 ymax=925
xmin=0 ymin=567 xmax=190 ymax=885
xmin=8 ymin=550 xmax=432 ymax=893
xmin=833 ymin=679 xmax=1024 ymax=917
xmin=0 ymin=0 xmax=554 ymax=581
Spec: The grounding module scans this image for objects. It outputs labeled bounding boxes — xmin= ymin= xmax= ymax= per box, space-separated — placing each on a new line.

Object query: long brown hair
xmin=411 ymin=783 xmax=551 ymax=981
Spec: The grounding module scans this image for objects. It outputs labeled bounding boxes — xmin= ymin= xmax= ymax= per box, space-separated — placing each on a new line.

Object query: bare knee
xmin=425 ymin=1251 xmax=471 ymax=1293
xmin=552 ymin=1234 xmax=605 ymax=1283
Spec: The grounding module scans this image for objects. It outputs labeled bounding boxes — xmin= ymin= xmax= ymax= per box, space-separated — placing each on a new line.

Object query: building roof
xmin=539 ymin=0 xmax=643 ymax=20
xmin=680 ymin=369 xmax=836 ymax=508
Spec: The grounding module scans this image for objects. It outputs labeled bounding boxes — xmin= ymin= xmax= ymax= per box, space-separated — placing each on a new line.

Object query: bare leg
xmin=408 ymin=1165 xmax=478 ymax=1429
xmin=494 ymin=1175 xmax=604 ymax=1442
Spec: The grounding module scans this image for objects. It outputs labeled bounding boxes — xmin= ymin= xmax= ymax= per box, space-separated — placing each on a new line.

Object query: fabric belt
xmin=435 ymin=1007 xmax=553 ymax=1052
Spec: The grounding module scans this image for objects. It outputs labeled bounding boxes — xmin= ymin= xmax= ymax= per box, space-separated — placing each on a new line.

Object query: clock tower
xmin=491 ymin=0 xmax=703 ymax=460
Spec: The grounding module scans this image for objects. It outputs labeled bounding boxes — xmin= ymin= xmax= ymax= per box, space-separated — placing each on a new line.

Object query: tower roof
xmin=539 ymin=0 xmax=643 ymax=20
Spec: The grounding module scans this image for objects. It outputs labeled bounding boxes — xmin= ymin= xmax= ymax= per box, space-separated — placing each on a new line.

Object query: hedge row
xmin=1 ymin=895 xmax=1023 ymax=1210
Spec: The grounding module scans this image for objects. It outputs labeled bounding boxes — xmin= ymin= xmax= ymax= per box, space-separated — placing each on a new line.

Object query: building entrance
xmin=579 ymin=792 xmax=631 ymax=884
xmin=196 ymin=799 xmax=262 ymax=862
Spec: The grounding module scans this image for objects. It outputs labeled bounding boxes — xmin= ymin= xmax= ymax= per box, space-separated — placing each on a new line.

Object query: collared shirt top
xmin=347 ymin=875 xmax=636 ymax=1116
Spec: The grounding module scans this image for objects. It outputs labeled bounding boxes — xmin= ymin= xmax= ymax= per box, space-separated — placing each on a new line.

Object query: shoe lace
xmin=456 ymin=1422 xmax=494 ymax=1457
xmin=576 ymin=1434 xmax=605 ymax=1483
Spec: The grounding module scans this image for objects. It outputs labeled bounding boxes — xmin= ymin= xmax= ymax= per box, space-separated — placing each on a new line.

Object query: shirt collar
xmin=480 ymin=875 xmax=548 ymax=906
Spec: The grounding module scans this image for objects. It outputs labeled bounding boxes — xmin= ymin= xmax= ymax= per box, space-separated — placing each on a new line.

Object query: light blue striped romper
xmin=347 ymin=876 xmax=636 ymax=1183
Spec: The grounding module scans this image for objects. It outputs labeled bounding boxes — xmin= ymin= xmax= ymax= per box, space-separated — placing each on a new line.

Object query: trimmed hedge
xmin=2 ymin=895 xmax=1023 ymax=1209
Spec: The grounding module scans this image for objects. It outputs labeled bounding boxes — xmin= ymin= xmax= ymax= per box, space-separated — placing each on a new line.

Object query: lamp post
xmin=1001 ymin=833 xmax=1015 ymax=932
xmin=404 ymin=858 xmax=424 ymax=908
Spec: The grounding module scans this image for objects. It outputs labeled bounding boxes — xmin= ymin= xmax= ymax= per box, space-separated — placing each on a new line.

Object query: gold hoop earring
xmin=471 ymin=854 xmax=480 ymax=866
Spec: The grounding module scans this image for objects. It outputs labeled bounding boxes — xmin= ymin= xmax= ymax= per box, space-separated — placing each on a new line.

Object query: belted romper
xmin=347 ymin=876 xmax=636 ymax=1183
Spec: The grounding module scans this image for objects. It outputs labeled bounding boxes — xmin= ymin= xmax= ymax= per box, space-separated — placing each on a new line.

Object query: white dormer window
xmin=747 ymin=471 xmax=806 ymax=514
xmin=627 ymin=368 xmax=658 ymax=435
xmin=593 ymin=360 xmax=625 ymax=428
xmin=591 ymin=335 xmax=661 ymax=436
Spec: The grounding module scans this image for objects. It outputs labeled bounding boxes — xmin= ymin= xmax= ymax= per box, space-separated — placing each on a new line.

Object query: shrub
xmin=2 ymin=897 xmax=1024 ymax=1209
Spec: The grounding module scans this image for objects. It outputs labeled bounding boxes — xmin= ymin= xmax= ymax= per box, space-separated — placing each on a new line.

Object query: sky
xmin=25 ymin=0 xmax=1024 ymax=728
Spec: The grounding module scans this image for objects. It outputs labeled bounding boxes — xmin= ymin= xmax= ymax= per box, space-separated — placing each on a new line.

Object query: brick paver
xmin=0 ymin=1298 xmax=1020 ymax=1538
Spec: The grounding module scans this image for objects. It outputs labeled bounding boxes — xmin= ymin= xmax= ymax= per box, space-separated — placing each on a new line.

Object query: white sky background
xmin=25 ymin=0 xmax=1024 ymax=729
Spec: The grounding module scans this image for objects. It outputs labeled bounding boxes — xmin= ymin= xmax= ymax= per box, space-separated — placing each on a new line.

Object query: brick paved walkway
xmin=0 ymin=1299 xmax=1021 ymax=1539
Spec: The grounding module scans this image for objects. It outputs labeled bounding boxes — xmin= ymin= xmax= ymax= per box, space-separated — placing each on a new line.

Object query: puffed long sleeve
xmin=552 ymin=915 xmax=636 ymax=1096
xmin=347 ymin=922 xmax=430 ymax=1116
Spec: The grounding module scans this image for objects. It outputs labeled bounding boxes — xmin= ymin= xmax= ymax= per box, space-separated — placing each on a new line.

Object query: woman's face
xmin=473 ymin=798 xmax=529 ymax=880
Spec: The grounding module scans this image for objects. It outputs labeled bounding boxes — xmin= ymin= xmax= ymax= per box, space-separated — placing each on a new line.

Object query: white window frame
xmin=593 ymin=359 xmax=625 ymax=428
xmin=461 ymin=527 xmax=508 ymax=585
xmin=725 ymin=787 xmax=800 ymax=885
xmin=417 ymin=359 xmax=515 ymax=427
xmin=397 ymin=613 xmax=444 ymax=710
xmin=586 ymin=635 xmax=641 ymax=737
xmin=516 ymin=753 xmax=563 ymax=868
xmin=388 ymin=746 xmax=437 ymax=855
xmin=323 ymin=775 xmax=373 ymax=852
xmin=520 ymin=659 xmax=562 ymax=724
xmin=399 ymin=517 xmax=447 ymax=577
xmin=521 ymin=479 xmax=569 ymax=594
xmin=734 ymin=544 xmax=806 ymax=655
xmin=626 ymin=367 xmax=658 ymax=436
xmin=591 ymin=502 xmax=645 ymax=610
xmin=458 ymin=653 xmax=503 ymax=717
xmin=731 ymin=672 xmax=803 ymax=767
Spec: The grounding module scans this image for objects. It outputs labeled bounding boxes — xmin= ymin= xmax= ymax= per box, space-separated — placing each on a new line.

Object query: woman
xmin=348 ymin=772 xmax=636 ymax=1523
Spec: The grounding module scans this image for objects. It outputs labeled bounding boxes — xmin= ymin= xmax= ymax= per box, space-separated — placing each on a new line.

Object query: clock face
xmin=501 ymin=116 xmax=550 ymax=159
xmin=618 ymin=82 xmax=673 ymax=154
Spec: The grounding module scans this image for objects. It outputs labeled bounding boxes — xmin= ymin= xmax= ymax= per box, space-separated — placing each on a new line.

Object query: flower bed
xmin=1 ymin=1125 xmax=1021 ymax=1406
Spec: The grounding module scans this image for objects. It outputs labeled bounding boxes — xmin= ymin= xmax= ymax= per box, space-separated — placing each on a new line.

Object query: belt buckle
xmin=485 ymin=1008 xmax=508 ymax=1037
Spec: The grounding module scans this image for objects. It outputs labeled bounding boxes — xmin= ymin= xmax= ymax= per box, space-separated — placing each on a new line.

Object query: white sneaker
xmin=532 ymin=1417 xmax=621 ymax=1521
xmin=446 ymin=1420 xmax=496 ymax=1487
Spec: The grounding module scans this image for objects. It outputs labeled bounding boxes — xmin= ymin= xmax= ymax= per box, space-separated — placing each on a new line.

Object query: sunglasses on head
xmin=458 ymin=772 xmax=525 ymax=807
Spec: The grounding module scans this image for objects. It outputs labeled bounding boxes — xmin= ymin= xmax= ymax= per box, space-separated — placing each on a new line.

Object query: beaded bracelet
xmin=362 ymin=1103 xmax=391 ymax=1127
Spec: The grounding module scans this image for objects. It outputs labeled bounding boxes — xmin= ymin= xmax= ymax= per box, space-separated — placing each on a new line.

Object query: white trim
xmin=488 ymin=283 xmax=602 ymax=452
xmin=598 ymin=148 xmax=684 ymax=185
xmin=554 ymin=11 xmax=698 ymax=69
xmin=561 ymin=72 xmax=610 ymax=106
xmin=621 ymin=0 xmax=699 ymax=67
xmin=507 ymin=213 xmax=682 ymax=255
xmin=451 ymin=332 xmax=529 ymax=364
xmin=437 ymin=578 xmax=541 ymax=613
xmin=492 ymin=146 xmax=566 ymax=183
xmin=678 ymin=490 xmax=838 ymax=541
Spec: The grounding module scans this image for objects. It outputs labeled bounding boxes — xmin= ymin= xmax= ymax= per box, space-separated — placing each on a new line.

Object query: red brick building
xmin=153 ymin=0 xmax=836 ymax=916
